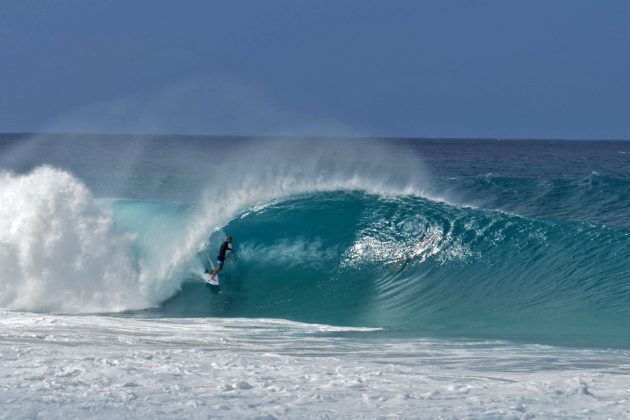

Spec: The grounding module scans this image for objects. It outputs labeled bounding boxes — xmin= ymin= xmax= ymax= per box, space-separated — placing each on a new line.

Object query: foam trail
xmin=0 ymin=166 xmax=146 ymax=312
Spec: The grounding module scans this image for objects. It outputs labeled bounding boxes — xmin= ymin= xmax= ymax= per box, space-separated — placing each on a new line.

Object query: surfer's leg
xmin=211 ymin=260 xmax=224 ymax=279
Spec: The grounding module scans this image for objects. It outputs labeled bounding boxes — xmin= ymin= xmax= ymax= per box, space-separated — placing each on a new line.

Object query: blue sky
xmin=1 ymin=0 xmax=629 ymax=139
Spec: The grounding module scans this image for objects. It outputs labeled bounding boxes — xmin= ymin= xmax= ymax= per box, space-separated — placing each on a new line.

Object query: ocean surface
xmin=1 ymin=134 xmax=630 ymax=418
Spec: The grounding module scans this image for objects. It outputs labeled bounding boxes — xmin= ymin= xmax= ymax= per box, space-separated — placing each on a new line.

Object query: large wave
xmin=0 ymin=137 xmax=434 ymax=313
xmin=160 ymin=191 xmax=630 ymax=347
xmin=2 ymin=136 xmax=629 ymax=347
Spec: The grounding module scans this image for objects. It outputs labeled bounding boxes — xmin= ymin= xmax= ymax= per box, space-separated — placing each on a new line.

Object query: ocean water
xmin=1 ymin=134 xmax=630 ymax=418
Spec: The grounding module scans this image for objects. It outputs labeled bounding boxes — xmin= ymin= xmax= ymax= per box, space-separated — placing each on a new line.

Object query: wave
xmin=2 ymin=137 xmax=629 ymax=347
xmin=443 ymin=172 xmax=630 ymax=227
xmin=0 ymin=138 xmax=434 ymax=313
xmin=156 ymin=191 xmax=630 ymax=347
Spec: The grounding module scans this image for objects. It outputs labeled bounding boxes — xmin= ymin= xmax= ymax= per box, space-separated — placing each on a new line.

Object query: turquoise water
xmin=2 ymin=135 xmax=629 ymax=348
xmin=131 ymin=189 xmax=630 ymax=348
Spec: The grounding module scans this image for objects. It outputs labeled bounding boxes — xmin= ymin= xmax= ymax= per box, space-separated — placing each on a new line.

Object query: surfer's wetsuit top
xmin=216 ymin=241 xmax=232 ymax=267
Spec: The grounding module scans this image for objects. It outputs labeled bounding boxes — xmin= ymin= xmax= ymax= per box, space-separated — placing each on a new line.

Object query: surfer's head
xmin=226 ymin=235 xmax=232 ymax=242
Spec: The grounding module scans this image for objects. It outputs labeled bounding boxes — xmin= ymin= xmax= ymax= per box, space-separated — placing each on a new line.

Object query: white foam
xmin=340 ymin=211 xmax=475 ymax=270
xmin=1 ymin=311 xmax=629 ymax=418
xmin=0 ymin=167 xmax=146 ymax=313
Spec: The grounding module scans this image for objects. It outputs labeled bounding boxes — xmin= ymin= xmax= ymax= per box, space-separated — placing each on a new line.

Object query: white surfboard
xmin=203 ymin=260 xmax=220 ymax=286
xmin=202 ymin=270 xmax=220 ymax=286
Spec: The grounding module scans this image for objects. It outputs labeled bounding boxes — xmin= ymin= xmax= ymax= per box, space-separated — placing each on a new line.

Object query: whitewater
xmin=1 ymin=134 xmax=630 ymax=418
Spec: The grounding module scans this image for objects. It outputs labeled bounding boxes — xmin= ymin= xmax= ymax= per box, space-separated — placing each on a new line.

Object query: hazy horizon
xmin=2 ymin=132 xmax=629 ymax=142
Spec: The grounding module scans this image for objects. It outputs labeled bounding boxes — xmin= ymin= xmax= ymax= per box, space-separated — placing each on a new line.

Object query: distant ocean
xmin=1 ymin=134 xmax=629 ymax=418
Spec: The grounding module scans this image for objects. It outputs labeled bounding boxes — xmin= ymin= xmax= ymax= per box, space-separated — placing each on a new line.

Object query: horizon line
xmin=1 ymin=131 xmax=629 ymax=142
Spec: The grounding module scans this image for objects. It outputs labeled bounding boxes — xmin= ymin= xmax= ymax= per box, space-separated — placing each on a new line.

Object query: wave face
xmin=1 ymin=135 xmax=630 ymax=347
xmin=157 ymin=191 xmax=630 ymax=347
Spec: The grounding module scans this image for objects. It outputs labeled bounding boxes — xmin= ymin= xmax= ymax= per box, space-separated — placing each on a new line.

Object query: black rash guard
xmin=217 ymin=241 xmax=232 ymax=261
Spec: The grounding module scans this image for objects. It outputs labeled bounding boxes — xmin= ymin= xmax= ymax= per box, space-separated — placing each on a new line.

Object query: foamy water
xmin=0 ymin=167 xmax=144 ymax=312
xmin=2 ymin=312 xmax=629 ymax=419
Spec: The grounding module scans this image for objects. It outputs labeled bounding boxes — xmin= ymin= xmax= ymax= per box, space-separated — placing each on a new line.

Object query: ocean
xmin=1 ymin=134 xmax=629 ymax=418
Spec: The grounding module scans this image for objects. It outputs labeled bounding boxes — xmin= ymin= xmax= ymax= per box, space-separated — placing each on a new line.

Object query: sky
xmin=1 ymin=0 xmax=629 ymax=139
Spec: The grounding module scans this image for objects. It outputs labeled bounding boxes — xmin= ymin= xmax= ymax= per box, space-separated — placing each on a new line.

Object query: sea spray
xmin=0 ymin=166 xmax=144 ymax=312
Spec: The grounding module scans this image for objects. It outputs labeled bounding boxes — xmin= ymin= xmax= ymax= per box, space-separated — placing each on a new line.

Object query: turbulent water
xmin=1 ymin=134 xmax=630 ymax=418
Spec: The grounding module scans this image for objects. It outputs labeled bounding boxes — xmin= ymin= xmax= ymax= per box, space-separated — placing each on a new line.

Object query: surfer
xmin=209 ymin=235 xmax=233 ymax=280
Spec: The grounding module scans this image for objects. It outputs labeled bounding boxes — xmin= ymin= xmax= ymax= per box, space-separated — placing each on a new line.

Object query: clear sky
xmin=1 ymin=0 xmax=629 ymax=139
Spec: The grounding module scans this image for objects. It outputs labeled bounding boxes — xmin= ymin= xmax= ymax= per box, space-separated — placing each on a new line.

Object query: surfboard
xmin=203 ymin=259 xmax=220 ymax=286
xmin=202 ymin=269 xmax=220 ymax=286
